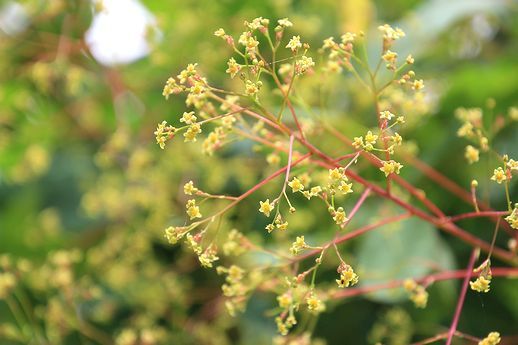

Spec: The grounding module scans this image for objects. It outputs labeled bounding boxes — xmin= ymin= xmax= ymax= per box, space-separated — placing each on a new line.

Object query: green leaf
xmin=356 ymin=204 xmax=456 ymax=303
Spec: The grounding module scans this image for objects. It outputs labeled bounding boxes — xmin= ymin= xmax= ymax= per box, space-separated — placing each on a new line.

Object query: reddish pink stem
xmin=332 ymin=267 xmax=518 ymax=300
xmin=446 ymin=248 xmax=478 ymax=345
xmin=294 ymin=212 xmax=411 ymax=262
xmin=447 ymin=211 xmax=510 ymax=223
xmin=340 ymin=187 xmax=371 ymax=229
xmin=210 ymin=153 xmax=311 ymax=218
xmin=280 ymin=135 xmax=295 ymax=194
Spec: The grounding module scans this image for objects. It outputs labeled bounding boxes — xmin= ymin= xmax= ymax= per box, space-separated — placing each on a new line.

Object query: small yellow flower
xmin=306 ymin=293 xmax=324 ymax=313
xmin=165 ymin=226 xmax=185 ymax=244
xmin=259 ymin=199 xmax=275 ymax=217
xmin=177 ymin=63 xmax=198 ymax=84
xmin=286 ymin=35 xmax=302 ymax=52
xmin=277 ymin=18 xmax=293 ymax=28
xmin=275 ymin=215 xmax=289 ymax=231
xmin=198 ymin=246 xmax=219 ymax=268
xmin=403 ymin=279 xmax=417 ymax=292
xmin=154 ymin=121 xmax=176 ymax=149
xmin=180 ymin=111 xmax=197 ymax=125
xmin=245 ymin=80 xmax=262 ymax=96
xmin=412 ymin=79 xmax=424 ymax=90
xmin=290 ymin=236 xmax=308 ymax=255
xmin=245 ymin=17 xmax=269 ymax=31
xmin=184 ymin=123 xmax=202 ymax=142
xmin=392 ymin=133 xmax=403 ymax=146
xmin=380 ymin=110 xmax=395 ymax=120
xmin=457 ymin=122 xmax=474 ymax=138
xmin=245 ymin=37 xmax=259 ymax=55
xmin=490 ymin=167 xmax=507 ymax=184
xmin=365 ymin=131 xmax=378 ymax=145
xmin=333 ymin=207 xmax=348 ymax=225
xmin=406 ymin=54 xmax=414 ymax=64
xmin=183 ymin=181 xmax=198 ymax=195
xmin=480 ymin=137 xmax=489 ymax=151
xmin=382 ymin=50 xmax=398 ymax=64
xmin=336 ymin=264 xmax=358 ymax=288
xmin=352 ymin=136 xmax=364 ymax=149
xmin=227 ymin=265 xmax=244 ymax=283
xmin=294 ymin=56 xmax=315 ymax=75
xmin=288 ymin=177 xmax=305 ymax=192
xmin=341 ymin=32 xmax=356 ymax=44
xmin=214 ymin=28 xmax=226 ymax=37
xmin=470 ymin=275 xmax=491 ymax=293
xmin=186 ymin=199 xmax=202 ymax=220
xmin=507 ymin=159 xmax=518 ymax=171
xmin=380 ymin=160 xmax=403 ymax=177
xmin=277 ymin=293 xmax=292 ymax=309
xmin=409 ymin=286 xmax=428 ymax=308
xmin=222 ymin=229 xmax=246 ymax=256
xmin=189 ymin=79 xmax=206 ymax=95
xmin=266 ymin=153 xmax=280 ymax=165
xmin=465 ymin=145 xmax=480 ymax=164
xmin=337 ymin=181 xmax=353 ymax=194
xmin=322 ymin=37 xmax=337 ymax=50
xmin=378 ymin=24 xmax=405 ymax=40
xmin=162 ymin=77 xmax=182 ymax=99
xmin=505 ymin=204 xmax=518 ymax=229
xmin=329 ymin=167 xmax=346 ymax=182
xmin=478 ymin=332 xmax=501 ymax=345
xmin=226 ymin=58 xmax=241 ymax=79
xmin=185 ymin=233 xmax=202 ymax=255
xmin=325 ymin=60 xmax=342 ymax=74
xmin=403 ymin=279 xmax=428 ymax=308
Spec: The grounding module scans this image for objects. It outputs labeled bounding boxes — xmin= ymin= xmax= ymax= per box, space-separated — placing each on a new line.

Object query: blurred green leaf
xmin=356 ymin=204 xmax=456 ymax=303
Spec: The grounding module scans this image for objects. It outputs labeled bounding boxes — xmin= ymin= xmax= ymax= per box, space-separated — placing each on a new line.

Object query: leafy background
xmin=0 ymin=0 xmax=517 ymax=344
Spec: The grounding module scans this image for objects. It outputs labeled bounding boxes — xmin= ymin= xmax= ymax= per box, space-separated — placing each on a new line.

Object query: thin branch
xmin=332 ymin=266 xmax=518 ymax=300
xmin=446 ymin=211 xmax=509 ymax=223
xmin=446 ymin=248 xmax=478 ymax=345
xmin=294 ymin=212 xmax=411 ymax=263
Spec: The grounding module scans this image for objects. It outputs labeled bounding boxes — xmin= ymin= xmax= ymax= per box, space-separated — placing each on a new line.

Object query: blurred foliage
xmin=0 ymin=0 xmax=517 ymax=344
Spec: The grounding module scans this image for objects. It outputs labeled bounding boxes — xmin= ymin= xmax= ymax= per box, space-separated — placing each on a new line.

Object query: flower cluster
xmin=217 ymin=265 xmax=250 ymax=316
xmin=164 ymin=226 xmax=189 ymax=244
xmin=198 ymin=244 xmax=219 ymax=268
xmin=186 ymin=199 xmax=202 ymax=220
xmin=327 ymin=167 xmax=353 ymax=196
xmin=336 ymin=262 xmax=359 ymax=288
xmin=222 ymin=229 xmax=247 ymax=256
xmin=470 ymin=260 xmax=492 ymax=293
xmin=154 ymin=121 xmax=177 ymax=149
xmin=153 ymin=16 xmax=516 ymax=343
xmin=505 ymin=203 xmax=518 ymax=229
xmin=275 ymin=314 xmax=298 ymax=336
xmin=352 ymin=111 xmax=405 ymax=177
xmin=403 ymin=279 xmax=429 ymax=308
xmin=275 ymin=289 xmax=298 ymax=335
xmin=456 ymin=107 xmax=489 ymax=161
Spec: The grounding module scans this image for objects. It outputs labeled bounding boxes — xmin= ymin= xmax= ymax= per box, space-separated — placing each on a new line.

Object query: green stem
xmin=5 ymin=296 xmax=31 ymax=341
xmin=504 ymin=181 xmax=512 ymax=211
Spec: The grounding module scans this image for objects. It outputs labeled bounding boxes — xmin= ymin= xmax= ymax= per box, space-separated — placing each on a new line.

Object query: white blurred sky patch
xmin=85 ymin=0 xmax=159 ymax=66
xmin=0 ymin=2 xmax=29 ymax=36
